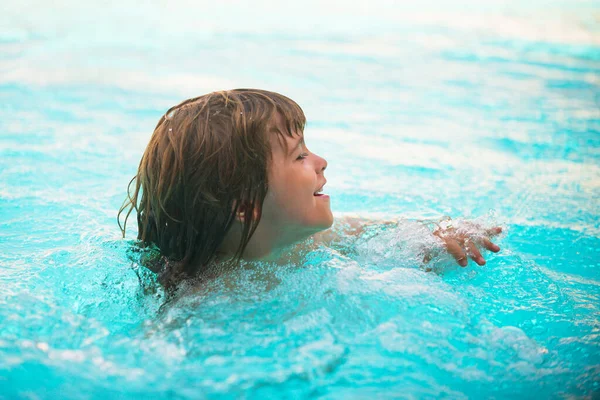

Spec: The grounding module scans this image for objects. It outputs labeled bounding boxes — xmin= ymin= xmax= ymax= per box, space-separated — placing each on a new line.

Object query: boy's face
xmin=260 ymin=127 xmax=333 ymax=239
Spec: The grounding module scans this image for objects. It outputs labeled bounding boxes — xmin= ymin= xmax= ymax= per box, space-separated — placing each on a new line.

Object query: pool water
xmin=1 ymin=0 xmax=599 ymax=398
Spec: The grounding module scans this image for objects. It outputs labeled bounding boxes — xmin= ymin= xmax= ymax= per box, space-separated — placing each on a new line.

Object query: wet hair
xmin=118 ymin=89 xmax=306 ymax=288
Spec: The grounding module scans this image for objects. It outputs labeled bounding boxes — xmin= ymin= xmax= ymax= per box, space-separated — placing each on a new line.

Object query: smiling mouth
xmin=314 ymin=182 xmax=327 ymax=196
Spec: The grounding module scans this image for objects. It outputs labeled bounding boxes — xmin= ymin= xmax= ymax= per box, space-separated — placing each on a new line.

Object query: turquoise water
xmin=1 ymin=0 xmax=599 ymax=398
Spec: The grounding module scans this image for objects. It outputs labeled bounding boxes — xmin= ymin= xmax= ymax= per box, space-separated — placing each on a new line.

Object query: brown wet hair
xmin=118 ymin=89 xmax=306 ymax=288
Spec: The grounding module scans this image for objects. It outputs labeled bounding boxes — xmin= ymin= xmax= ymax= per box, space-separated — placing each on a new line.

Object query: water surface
xmin=1 ymin=0 xmax=599 ymax=398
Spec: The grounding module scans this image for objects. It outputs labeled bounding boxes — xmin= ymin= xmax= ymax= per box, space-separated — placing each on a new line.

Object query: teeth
xmin=314 ymin=183 xmax=326 ymax=195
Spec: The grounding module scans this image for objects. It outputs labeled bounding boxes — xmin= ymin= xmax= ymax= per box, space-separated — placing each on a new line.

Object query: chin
xmin=299 ymin=208 xmax=334 ymax=234
xmin=317 ymin=211 xmax=334 ymax=230
xmin=324 ymin=213 xmax=334 ymax=228
xmin=303 ymin=217 xmax=333 ymax=235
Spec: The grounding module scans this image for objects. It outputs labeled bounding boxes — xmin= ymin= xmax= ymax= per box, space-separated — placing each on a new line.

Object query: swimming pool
xmin=1 ymin=0 xmax=599 ymax=398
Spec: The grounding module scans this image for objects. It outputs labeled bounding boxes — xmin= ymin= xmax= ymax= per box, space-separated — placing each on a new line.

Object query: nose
xmin=314 ymin=153 xmax=327 ymax=173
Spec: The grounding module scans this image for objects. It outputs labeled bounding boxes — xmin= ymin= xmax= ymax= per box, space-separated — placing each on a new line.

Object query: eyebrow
xmin=287 ymin=134 xmax=305 ymax=155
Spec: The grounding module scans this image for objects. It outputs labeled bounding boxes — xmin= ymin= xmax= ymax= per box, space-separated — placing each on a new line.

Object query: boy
xmin=119 ymin=89 xmax=501 ymax=289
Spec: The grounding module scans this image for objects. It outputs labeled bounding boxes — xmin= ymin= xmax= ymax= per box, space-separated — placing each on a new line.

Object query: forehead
xmin=268 ymin=113 xmax=303 ymax=153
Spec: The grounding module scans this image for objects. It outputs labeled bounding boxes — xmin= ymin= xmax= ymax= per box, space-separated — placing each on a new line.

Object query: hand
xmin=425 ymin=219 xmax=502 ymax=267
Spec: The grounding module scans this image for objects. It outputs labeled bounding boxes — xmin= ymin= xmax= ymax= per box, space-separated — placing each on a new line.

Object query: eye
xmin=296 ymin=152 xmax=309 ymax=160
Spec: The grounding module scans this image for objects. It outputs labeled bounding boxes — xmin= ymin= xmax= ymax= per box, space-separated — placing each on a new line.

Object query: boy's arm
xmin=312 ymin=214 xmax=502 ymax=267
xmin=312 ymin=214 xmax=401 ymax=244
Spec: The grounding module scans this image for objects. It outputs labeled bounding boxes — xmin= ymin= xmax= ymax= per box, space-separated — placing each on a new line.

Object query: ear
xmin=236 ymin=210 xmax=247 ymax=223
xmin=235 ymin=203 xmax=261 ymax=223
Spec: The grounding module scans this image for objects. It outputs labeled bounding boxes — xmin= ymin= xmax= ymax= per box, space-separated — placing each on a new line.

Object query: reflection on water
xmin=1 ymin=0 xmax=599 ymax=398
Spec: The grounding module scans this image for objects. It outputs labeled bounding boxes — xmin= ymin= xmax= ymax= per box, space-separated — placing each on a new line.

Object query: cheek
xmin=271 ymin=165 xmax=313 ymax=197
xmin=266 ymin=175 xmax=313 ymax=217
xmin=270 ymin=181 xmax=311 ymax=213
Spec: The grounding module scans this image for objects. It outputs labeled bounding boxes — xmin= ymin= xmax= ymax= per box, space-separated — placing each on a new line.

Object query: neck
xmin=218 ymin=220 xmax=316 ymax=262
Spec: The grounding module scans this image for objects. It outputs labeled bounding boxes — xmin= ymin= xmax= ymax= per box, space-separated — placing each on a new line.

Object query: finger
xmin=481 ymin=237 xmax=500 ymax=253
xmin=433 ymin=227 xmax=455 ymax=238
xmin=465 ymin=240 xmax=485 ymax=266
xmin=445 ymin=239 xmax=468 ymax=267
xmin=486 ymin=226 xmax=503 ymax=236
xmin=423 ymin=251 xmax=432 ymax=264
